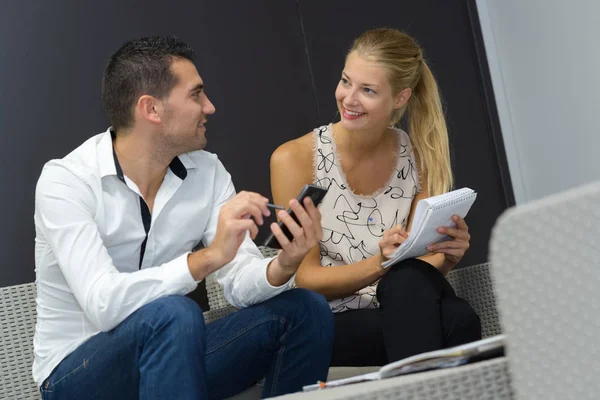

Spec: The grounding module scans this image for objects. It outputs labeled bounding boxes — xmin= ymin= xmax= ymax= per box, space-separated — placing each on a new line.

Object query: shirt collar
xmin=97 ymin=127 xmax=197 ymax=180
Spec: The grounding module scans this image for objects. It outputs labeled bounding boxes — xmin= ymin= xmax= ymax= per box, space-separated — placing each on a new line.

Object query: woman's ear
xmin=394 ymin=88 xmax=412 ymax=109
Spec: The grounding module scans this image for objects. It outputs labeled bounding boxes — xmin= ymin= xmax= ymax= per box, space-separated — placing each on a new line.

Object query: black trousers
xmin=331 ymin=258 xmax=482 ymax=366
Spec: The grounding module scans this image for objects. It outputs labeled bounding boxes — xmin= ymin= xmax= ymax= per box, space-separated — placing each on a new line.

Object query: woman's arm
xmin=270 ymin=134 xmax=388 ymax=300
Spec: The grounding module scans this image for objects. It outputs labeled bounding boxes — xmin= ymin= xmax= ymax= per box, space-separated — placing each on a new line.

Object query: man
xmin=33 ymin=36 xmax=333 ymax=400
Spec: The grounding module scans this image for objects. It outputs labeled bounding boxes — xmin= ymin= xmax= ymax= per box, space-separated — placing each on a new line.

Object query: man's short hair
xmin=101 ymin=36 xmax=195 ymax=130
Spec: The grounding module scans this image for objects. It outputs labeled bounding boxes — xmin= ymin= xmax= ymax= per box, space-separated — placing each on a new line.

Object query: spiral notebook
xmin=382 ymin=188 xmax=477 ymax=268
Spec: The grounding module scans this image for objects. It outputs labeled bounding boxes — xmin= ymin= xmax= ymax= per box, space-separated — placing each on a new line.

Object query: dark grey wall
xmin=1 ymin=1 xmax=511 ymax=289
xmin=0 ymin=0 xmax=317 ymax=288
xmin=298 ymin=0 xmax=513 ymax=269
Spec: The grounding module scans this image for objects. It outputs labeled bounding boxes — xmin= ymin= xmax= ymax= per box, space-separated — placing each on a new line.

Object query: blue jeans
xmin=39 ymin=289 xmax=333 ymax=400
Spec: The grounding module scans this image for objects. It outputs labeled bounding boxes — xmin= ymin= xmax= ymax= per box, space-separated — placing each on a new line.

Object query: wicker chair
xmin=0 ymin=283 xmax=39 ymax=400
xmin=490 ymin=181 xmax=600 ymax=400
xmin=0 ymin=246 xmax=507 ymax=400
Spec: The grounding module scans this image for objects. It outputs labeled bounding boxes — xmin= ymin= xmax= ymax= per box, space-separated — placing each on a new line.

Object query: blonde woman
xmin=270 ymin=28 xmax=480 ymax=366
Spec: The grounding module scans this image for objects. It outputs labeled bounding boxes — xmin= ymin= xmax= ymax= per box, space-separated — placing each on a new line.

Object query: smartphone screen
xmin=263 ymin=184 xmax=328 ymax=249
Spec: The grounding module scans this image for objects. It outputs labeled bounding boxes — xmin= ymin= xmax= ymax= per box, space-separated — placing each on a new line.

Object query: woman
xmin=269 ymin=28 xmax=481 ymax=366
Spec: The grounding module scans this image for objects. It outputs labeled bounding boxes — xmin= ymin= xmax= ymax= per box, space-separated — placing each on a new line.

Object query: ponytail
xmin=406 ymin=60 xmax=453 ymax=196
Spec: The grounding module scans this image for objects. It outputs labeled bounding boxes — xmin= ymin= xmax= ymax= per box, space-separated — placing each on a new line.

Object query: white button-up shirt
xmin=32 ymin=128 xmax=293 ymax=386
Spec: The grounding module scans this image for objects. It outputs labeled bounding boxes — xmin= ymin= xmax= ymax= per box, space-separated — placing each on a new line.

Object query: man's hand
xmin=378 ymin=225 xmax=410 ymax=261
xmin=204 ymin=191 xmax=270 ymax=269
xmin=266 ymin=197 xmax=322 ymax=285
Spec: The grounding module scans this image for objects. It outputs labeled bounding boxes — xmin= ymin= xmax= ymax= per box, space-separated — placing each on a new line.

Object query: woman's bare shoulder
xmin=270 ymin=131 xmax=314 ymax=170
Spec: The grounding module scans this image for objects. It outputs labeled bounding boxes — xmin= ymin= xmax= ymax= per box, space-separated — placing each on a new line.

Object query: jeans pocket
xmin=40 ymin=358 xmax=89 ymax=399
xmin=40 ymin=379 xmax=53 ymax=399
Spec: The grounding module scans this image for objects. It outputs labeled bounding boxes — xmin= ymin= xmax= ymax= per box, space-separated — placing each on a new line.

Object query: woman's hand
xmin=378 ymin=225 xmax=409 ymax=261
xmin=427 ymin=215 xmax=471 ymax=268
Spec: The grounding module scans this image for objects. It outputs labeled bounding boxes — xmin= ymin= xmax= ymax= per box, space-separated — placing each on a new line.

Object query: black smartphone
xmin=263 ymin=184 xmax=328 ymax=249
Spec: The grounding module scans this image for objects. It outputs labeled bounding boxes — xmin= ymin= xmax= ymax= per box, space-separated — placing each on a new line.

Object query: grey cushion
xmin=491 ymin=180 xmax=600 ymax=400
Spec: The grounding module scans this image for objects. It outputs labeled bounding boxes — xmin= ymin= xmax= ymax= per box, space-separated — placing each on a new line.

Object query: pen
xmin=267 ymin=203 xmax=285 ymax=210
xmin=368 ymin=217 xmax=386 ymax=231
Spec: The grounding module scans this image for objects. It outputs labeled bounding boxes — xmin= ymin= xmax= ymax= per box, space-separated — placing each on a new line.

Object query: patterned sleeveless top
xmin=312 ymin=124 xmax=420 ymax=313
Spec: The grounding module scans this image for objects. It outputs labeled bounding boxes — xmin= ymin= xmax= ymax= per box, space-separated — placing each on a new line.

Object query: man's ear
xmin=394 ymin=88 xmax=412 ymax=109
xmin=137 ymin=95 xmax=162 ymax=124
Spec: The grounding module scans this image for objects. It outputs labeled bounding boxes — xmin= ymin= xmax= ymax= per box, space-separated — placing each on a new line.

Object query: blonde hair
xmin=349 ymin=28 xmax=453 ymax=196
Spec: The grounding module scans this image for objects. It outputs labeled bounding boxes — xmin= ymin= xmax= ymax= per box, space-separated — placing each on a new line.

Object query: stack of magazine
xmin=303 ymin=334 xmax=505 ymax=392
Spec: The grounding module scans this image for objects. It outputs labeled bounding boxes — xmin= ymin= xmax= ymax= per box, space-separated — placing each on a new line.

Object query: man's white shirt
xmin=32 ymin=128 xmax=293 ymax=386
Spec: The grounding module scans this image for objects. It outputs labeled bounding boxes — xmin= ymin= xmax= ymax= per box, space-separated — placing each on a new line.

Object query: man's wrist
xmin=266 ymin=256 xmax=296 ymax=287
xmin=187 ymin=247 xmax=225 ymax=281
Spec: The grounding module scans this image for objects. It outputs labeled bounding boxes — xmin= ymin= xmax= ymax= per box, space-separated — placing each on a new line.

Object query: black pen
xmin=267 ymin=203 xmax=285 ymax=211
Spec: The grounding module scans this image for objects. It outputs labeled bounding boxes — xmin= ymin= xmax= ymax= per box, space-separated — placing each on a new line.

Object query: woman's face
xmin=335 ymin=51 xmax=406 ymax=132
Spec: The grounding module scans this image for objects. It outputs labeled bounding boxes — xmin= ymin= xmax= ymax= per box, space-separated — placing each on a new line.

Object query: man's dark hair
xmin=101 ymin=36 xmax=196 ymax=130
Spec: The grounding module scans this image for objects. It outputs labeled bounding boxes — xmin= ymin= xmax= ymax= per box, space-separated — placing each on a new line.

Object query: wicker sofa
xmin=0 ymin=247 xmax=508 ymax=400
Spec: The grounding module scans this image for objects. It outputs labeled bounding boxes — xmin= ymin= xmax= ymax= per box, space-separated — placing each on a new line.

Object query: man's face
xmin=159 ymin=58 xmax=215 ymax=153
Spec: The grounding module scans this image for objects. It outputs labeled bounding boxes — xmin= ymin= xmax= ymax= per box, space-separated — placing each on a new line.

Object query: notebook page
xmin=382 ymin=188 xmax=476 ymax=267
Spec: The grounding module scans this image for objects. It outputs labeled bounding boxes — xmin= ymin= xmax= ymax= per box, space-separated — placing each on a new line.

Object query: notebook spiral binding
xmin=429 ymin=189 xmax=476 ymax=209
